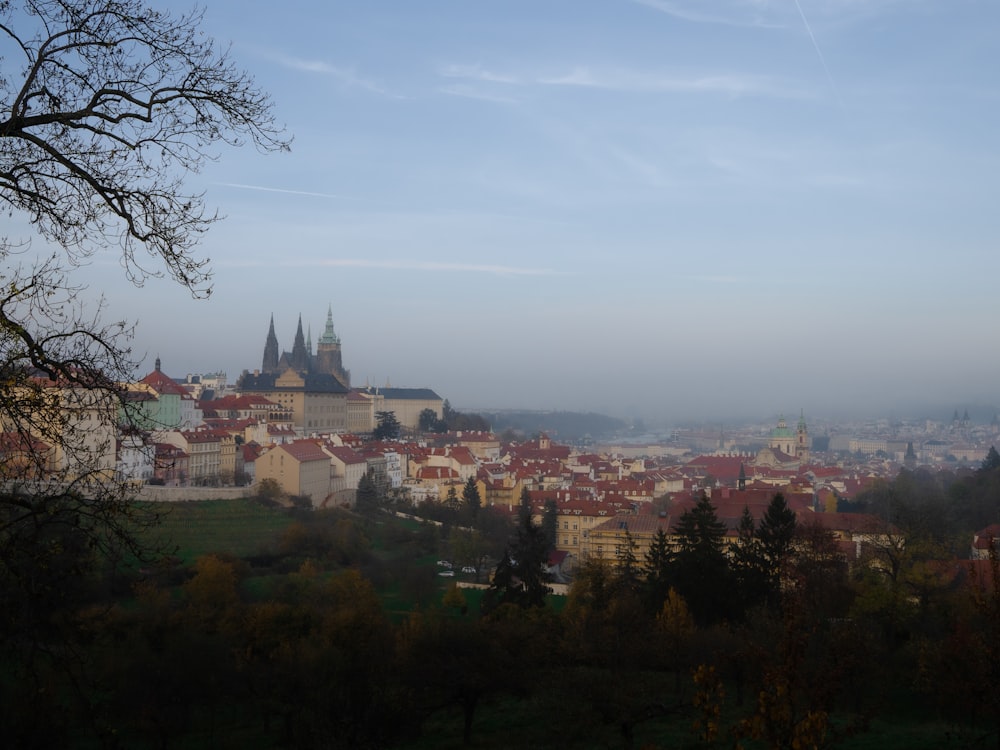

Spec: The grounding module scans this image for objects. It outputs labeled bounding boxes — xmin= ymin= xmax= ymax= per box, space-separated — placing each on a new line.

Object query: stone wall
xmin=134 ymin=485 xmax=254 ymax=503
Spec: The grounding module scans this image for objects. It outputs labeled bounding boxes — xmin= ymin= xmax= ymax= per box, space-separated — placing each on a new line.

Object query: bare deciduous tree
xmin=1 ymin=0 xmax=289 ymax=294
xmin=0 ymin=1 xmax=289 ymax=717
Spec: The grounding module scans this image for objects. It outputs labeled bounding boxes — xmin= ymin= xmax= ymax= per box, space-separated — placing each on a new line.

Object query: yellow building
xmin=584 ymin=514 xmax=674 ymax=565
xmin=256 ymin=440 xmax=331 ymax=506
xmin=377 ymin=387 xmax=443 ymax=431
xmin=3 ymin=380 xmax=119 ymax=482
xmin=238 ymin=368 xmax=348 ymax=434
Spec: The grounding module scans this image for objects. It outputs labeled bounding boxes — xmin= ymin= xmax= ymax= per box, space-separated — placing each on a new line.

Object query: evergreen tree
xmin=373 ymin=410 xmax=401 ymax=440
xmin=758 ymin=492 xmax=797 ymax=569
xmin=356 ymin=470 xmax=380 ymax=515
xmin=541 ymin=499 xmax=558 ymax=552
xmin=757 ymin=492 xmax=797 ymax=608
xmin=483 ymin=487 xmax=551 ymax=613
xmin=671 ymin=492 xmax=733 ymax=625
xmin=981 ymin=446 xmax=1000 ymax=472
xmin=730 ymin=506 xmax=768 ymax=616
xmin=517 ymin=486 xmax=533 ymax=526
xmin=418 ymin=408 xmax=438 ymax=433
xmin=643 ymin=527 xmax=673 ymax=613
xmin=615 ymin=526 xmax=641 ymax=594
xmin=462 ymin=476 xmax=481 ymax=519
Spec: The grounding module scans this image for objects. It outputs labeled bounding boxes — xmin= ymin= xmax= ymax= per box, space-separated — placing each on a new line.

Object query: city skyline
xmin=50 ymin=0 xmax=999 ymax=420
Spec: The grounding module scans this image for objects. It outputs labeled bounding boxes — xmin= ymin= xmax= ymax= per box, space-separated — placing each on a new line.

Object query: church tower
xmin=262 ymin=315 xmax=279 ymax=373
xmin=795 ymin=410 xmax=811 ymax=461
xmin=315 ymin=304 xmax=350 ymax=387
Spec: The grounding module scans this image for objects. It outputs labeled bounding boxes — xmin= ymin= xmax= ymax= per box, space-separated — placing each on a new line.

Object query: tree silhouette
xmin=671 ymin=492 xmax=733 ymax=624
xmin=373 ymin=411 xmax=401 ymax=440
xmin=462 ymin=476 xmax=481 ymax=519
xmin=483 ymin=488 xmax=551 ymax=612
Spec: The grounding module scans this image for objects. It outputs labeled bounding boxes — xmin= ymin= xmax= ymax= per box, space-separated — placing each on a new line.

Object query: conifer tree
xmin=758 ymin=493 xmax=797 ymax=569
xmin=483 ymin=487 xmax=551 ymax=613
xmin=615 ymin=526 xmax=641 ymax=594
xmin=541 ymin=499 xmax=559 ymax=552
xmin=981 ymin=446 xmax=1000 ymax=472
xmin=671 ymin=492 xmax=733 ymax=624
xmin=462 ymin=476 xmax=481 ymax=518
xmin=356 ymin=470 xmax=380 ymax=515
xmin=643 ymin=527 xmax=673 ymax=613
xmin=730 ymin=506 xmax=769 ymax=616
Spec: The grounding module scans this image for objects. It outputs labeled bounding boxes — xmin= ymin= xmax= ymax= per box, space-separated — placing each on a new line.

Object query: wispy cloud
xmin=318 ymin=259 xmax=568 ymax=276
xmin=630 ymin=0 xmax=784 ymax=28
xmin=633 ymin=0 xmax=910 ymax=32
xmin=224 ymin=258 xmax=569 ymax=277
xmin=793 ymin=0 xmax=843 ymax=108
xmin=274 ymin=56 xmax=394 ymax=96
xmin=439 ymin=64 xmax=519 ymax=84
xmin=439 ymin=85 xmax=518 ymax=105
xmin=538 ymin=67 xmax=801 ymax=98
xmin=218 ymin=183 xmax=343 ymax=200
xmin=609 ymin=146 xmax=675 ymax=188
xmin=440 ymin=60 xmax=801 ymax=99
xmin=678 ymin=274 xmax=747 ymax=284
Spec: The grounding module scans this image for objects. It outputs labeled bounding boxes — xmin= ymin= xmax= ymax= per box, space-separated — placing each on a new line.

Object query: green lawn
xmin=139 ymin=498 xmax=293 ymax=565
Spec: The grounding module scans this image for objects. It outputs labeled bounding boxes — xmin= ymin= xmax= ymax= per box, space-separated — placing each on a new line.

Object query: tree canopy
xmin=0 ymin=0 xmax=287 ymax=712
xmin=1 ymin=0 xmax=289 ymax=295
xmin=373 ymin=411 xmax=401 ymax=441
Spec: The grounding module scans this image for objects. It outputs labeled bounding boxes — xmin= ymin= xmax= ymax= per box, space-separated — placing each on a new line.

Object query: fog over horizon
xmin=56 ymin=0 xmax=997 ymax=426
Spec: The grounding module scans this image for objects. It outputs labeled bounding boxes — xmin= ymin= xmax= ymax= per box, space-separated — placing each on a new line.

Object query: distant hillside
xmin=483 ymin=410 xmax=628 ymax=443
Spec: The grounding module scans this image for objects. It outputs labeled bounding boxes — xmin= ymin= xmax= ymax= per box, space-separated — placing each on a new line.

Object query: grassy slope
xmin=140 ymin=498 xmax=292 ymax=565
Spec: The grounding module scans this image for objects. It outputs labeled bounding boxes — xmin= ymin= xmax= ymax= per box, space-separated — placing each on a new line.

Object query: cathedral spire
xmin=290 ymin=314 xmax=308 ymax=371
xmin=319 ymin=303 xmax=340 ymax=345
xmin=262 ymin=315 xmax=279 ymax=373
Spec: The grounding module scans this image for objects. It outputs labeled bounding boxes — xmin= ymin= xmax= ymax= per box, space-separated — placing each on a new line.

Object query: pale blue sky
xmin=76 ymin=0 xmax=1000 ymax=421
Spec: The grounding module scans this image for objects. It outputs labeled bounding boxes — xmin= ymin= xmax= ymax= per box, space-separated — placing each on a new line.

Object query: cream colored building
xmin=584 ymin=514 xmax=674 ymax=564
xmin=238 ymin=369 xmax=348 ymax=435
xmin=324 ymin=444 xmax=368 ymax=498
xmin=2 ymin=380 xmax=118 ymax=482
xmin=160 ymin=428 xmax=231 ymax=484
xmin=377 ymin=387 xmax=443 ymax=431
xmin=347 ymin=389 xmax=380 ymax=433
xmin=256 ymin=440 xmax=332 ymax=506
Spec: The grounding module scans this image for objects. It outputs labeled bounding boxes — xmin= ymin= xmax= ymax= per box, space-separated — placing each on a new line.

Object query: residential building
xmin=256 ymin=440 xmax=332 ymax=506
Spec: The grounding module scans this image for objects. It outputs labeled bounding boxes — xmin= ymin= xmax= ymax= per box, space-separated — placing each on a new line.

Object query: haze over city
xmin=60 ymin=0 xmax=998 ymax=421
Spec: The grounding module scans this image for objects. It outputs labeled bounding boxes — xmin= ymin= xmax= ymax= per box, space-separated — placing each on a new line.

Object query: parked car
xmin=438 ymin=570 xmax=455 ymax=577
xmin=436 ymin=560 xmax=452 ymax=568
xmin=461 ymin=566 xmax=476 ymax=574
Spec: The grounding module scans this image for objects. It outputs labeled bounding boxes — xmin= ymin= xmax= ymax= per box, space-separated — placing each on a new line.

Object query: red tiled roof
xmin=140 ymin=369 xmax=188 ymax=396
xmin=277 ymin=440 xmax=330 ymax=463
xmin=324 ymin=445 xmax=366 ymax=465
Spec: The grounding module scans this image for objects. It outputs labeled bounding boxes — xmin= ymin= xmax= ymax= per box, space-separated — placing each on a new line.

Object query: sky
xmin=56 ymin=1 xmax=1000 ymax=422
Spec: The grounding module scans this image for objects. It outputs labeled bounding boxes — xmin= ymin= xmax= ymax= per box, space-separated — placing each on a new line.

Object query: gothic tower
xmin=315 ymin=304 xmax=350 ymax=387
xmin=290 ymin=315 xmax=308 ymax=372
xmin=262 ymin=315 xmax=279 ymax=373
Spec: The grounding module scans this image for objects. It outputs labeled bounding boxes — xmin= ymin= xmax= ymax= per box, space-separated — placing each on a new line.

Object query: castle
xmin=237 ymin=308 xmax=352 ymax=434
xmin=238 ymin=307 xmax=442 ymax=435
xmin=260 ymin=305 xmax=350 ymax=388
